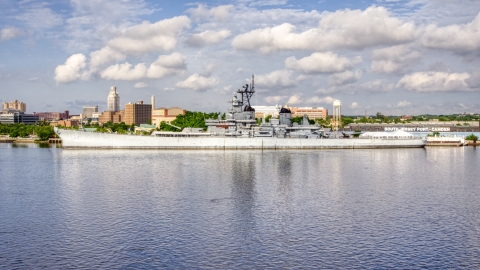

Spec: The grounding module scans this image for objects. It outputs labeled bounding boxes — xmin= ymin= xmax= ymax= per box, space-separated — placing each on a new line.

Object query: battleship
xmin=55 ymin=76 xmax=427 ymax=149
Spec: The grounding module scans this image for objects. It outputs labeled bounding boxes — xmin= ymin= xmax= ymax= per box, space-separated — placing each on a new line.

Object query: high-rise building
xmin=107 ymin=86 xmax=120 ymax=112
xmin=124 ymin=101 xmax=152 ymax=125
xmin=82 ymin=106 xmax=98 ymax=118
xmin=2 ymin=100 xmax=26 ymax=112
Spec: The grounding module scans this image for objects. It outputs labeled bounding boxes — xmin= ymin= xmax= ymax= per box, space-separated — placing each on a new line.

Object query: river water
xmin=1 ymin=144 xmax=479 ymax=269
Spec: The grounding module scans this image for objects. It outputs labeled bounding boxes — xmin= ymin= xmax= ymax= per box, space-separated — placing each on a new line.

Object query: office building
xmin=0 ymin=111 xmax=39 ymax=124
xmin=2 ymin=100 xmax=26 ymax=112
xmin=98 ymin=111 xmax=125 ymax=125
xmin=124 ymin=101 xmax=152 ymax=125
xmin=252 ymin=105 xmax=281 ymax=119
xmin=82 ymin=106 xmax=98 ymax=118
xmin=33 ymin=111 xmax=69 ymax=121
xmin=107 ymin=86 xmax=120 ymax=112
xmin=55 ymin=120 xmax=79 ymax=127
xmin=152 ymin=107 xmax=186 ymax=126
xmin=284 ymin=106 xmax=328 ymax=120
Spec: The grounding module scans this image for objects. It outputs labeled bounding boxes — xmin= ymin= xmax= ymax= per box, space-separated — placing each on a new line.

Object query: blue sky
xmin=1 ymin=0 xmax=480 ymax=115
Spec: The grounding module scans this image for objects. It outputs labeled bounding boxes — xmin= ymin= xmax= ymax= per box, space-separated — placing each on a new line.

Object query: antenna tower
xmin=237 ymin=75 xmax=256 ymax=111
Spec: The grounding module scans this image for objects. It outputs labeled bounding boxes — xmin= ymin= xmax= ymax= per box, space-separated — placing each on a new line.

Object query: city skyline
xmin=1 ymin=0 xmax=480 ymax=115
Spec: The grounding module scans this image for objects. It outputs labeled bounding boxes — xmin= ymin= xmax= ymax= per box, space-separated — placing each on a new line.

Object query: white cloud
xmin=134 ymin=82 xmax=148 ymax=88
xmin=70 ymin=0 xmax=153 ymax=23
xmin=187 ymin=4 xmax=235 ymax=22
xmin=64 ymin=0 xmax=154 ymax=51
xmin=107 ymin=16 xmax=191 ymax=54
xmin=54 ymin=54 xmax=89 ymax=83
xmin=201 ymin=63 xmax=216 ymax=77
xmin=186 ymin=30 xmax=231 ymax=47
xmin=286 ymin=94 xmax=302 ymax=105
xmin=101 ymin=62 xmax=147 ymax=81
xmin=371 ymin=45 xmax=422 ymax=74
xmin=396 ymin=71 xmax=472 ymax=92
xmin=232 ymin=6 xmax=417 ymax=53
xmin=176 ymin=73 xmax=219 ymax=91
xmin=314 ymin=88 xmax=336 ymax=95
xmin=89 ymin=46 xmax=126 ymax=71
xmin=1 ymin=27 xmax=26 ymax=41
xmin=146 ymin=53 xmax=187 ymax=78
xmin=306 ymin=96 xmax=336 ymax=104
xmin=248 ymin=0 xmax=288 ymax=7
xmin=255 ymin=70 xmax=295 ymax=89
xmin=285 ymin=52 xmax=361 ymax=74
xmin=421 ymin=12 xmax=480 ymax=53
xmin=100 ymin=52 xmax=187 ymax=81
xmin=359 ymin=79 xmax=394 ymax=92
xmin=465 ymin=71 xmax=480 ymax=88
xmin=397 ymin=100 xmax=412 ymax=107
xmin=350 ymin=102 xmax=359 ymax=109
xmin=264 ymin=95 xmax=286 ymax=104
xmin=16 ymin=7 xmax=63 ymax=29
xmin=328 ymin=70 xmax=362 ymax=86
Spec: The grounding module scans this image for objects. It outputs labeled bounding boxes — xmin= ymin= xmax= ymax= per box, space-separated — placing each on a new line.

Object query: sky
xmin=1 ymin=0 xmax=480 ymax=115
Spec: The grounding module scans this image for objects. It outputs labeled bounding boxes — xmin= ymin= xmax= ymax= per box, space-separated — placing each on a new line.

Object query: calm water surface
xmin=1 ymin=144 xmax=479 ymax=269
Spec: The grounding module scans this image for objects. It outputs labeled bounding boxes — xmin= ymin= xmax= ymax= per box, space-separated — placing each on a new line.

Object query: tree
xmin=9 ymin=129 xmax=19 ymax=138
xmin=466 ymin=134 xmax=478 ymax=144
xmin=291 ymin=116 xmax=303 ymax=125
xmin=342 ymin=117 xmax=354 ymax=126
xmin=265 ymin=115 xmax=272 ymax=123
xmin=36 ymin=127 xmax=54 ymax=141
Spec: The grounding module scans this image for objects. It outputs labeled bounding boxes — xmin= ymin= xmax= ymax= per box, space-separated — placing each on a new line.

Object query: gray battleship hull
xmin=55 ymin=129 xmax=426 ymax=149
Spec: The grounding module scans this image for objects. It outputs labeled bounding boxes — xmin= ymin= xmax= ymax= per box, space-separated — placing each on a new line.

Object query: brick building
xmin=2 ymin=100 xmax=26 ymax=112
xmin=98 ymin=111 xmax=125 ymax=125
xmin=34 ymin=111 xmax=69 ymax=121
xmin=124 ymin=101 xmax=152 ymax=125
xmin=286 ymin=106 xmax=328 ymax=120
xmin=152 ymin=107 xmax=186 ymax=126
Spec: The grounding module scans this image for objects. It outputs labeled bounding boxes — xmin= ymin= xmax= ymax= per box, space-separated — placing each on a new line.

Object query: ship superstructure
xmin=199 ymin=75 xmax=323 ymax=139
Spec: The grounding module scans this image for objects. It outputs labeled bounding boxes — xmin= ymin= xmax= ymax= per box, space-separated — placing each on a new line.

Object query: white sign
xmin=384 ymin=127 xmax=450 ymax=132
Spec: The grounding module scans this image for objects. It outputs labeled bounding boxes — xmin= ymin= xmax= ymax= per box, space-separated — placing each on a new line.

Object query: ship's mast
xmin=237 ymin=75 xmax=255 ymax=111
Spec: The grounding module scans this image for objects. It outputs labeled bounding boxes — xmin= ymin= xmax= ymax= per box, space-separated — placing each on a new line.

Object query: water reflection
xmin=1 ymin=147 xmax=480 ymax=268
xmin=230 ymin=153 xmax=257 ymax=254
xmin=11 ymin=143 xmax=29 ymax=148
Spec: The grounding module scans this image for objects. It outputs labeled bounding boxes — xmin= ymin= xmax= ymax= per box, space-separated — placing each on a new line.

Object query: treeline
xmin=84 ymin=121 xmax=135 ymax=134
xmin=160 ymin=111 xmax=221 ymax=131
xmin=0 ymin=123 xmax=55 ymax=141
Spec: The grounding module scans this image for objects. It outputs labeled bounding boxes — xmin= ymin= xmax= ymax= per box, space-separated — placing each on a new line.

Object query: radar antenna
xmin=237 ymin=75 xmax=256 ymax=112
